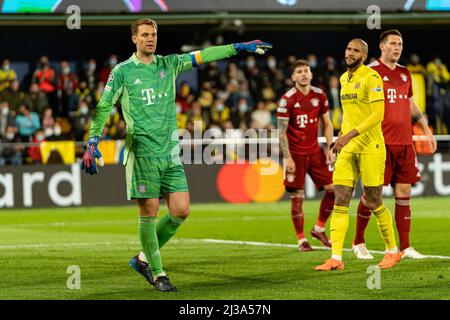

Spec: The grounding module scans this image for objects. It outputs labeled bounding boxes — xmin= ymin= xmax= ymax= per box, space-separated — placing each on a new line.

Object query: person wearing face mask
xmin=0 ymin=125 xmax=23 ymax=165
xmin=32 ymin=56 xmax=58 ymax=115
xmin=84 ymin=58 xmax=98 ymax=90
xmin=58 ymin=61 xmax=79 ymax=117
xmin=99 ymin=54 xmax=119 ymax=84
xmin=0 ymin=59 xmax=17 ymax=93
xmin=0 ymin=101 xmax=15 ymax=137
xmin=28 ymin=129 xmax=46 ymax=163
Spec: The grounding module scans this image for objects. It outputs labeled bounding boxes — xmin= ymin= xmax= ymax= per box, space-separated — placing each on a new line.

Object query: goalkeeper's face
xmin=291 ymin=65 xmax=312 ymax=87
xmin=132 ymin=24 xmax=157 ymax=55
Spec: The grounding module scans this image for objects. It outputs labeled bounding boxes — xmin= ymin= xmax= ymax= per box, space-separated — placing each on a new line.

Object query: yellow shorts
xmin=333 ymin=149 xmax=386 ymax=188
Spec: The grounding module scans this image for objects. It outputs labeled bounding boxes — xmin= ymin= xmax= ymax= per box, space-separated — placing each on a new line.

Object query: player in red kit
xmin=277 ymin=60 xmax=335 ymax=251
xmin=352 ymin=29 xmax=437 ymax=259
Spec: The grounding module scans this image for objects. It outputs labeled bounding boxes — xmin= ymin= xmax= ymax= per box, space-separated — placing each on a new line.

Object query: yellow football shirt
xmin=339 ymin=65 xmax=385 ymax=153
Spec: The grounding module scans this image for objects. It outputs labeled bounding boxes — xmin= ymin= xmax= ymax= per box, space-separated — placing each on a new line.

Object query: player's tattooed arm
xmin=409 ymin=97 xmax=437 ymax=153
xmin=277 ymin=118 xmax=291 ymax=159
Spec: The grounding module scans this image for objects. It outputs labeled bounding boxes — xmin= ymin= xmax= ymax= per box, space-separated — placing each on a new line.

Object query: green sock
xmin=138 ymin=216 xmax=164 ymax=275
xmin=157 ymin=213 xmax=185 ymax=248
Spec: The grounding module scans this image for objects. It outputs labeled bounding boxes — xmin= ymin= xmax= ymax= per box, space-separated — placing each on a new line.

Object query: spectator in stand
xmin=23 ymin=83 xmax=49 ymax=117
xmin=0 ymin=101 xmax=15 ymax=137
xmin=75 ymin=80 xmax=93 ymax=107
xmin=1 ymin=80 xmax=25 ymax=112
xmin=176 ymin=82 xmax=194 ymax=114
xmin=28 ymin=129 xmax=46 ymax=164
xmin=0 ymin=59 xmax=17 ymax=93
xmin=200 ymin=61 xmax=221 ymax=89
xmin=210 ymin=98 xmax=230 ymax=127
xmin=99 ymin=54 xmax=118 ymax=84
xmin=251 ymin=101 xmax=271 ymax=129
xmin=427 ymin=56 xmax=450 ymax=133
xmin=32 ymin=56 xmax=58 ymax=115
xmin=262 ymin=55 xmax=284 ymax=95
xmin=58 ymin=60 xmax=79 ymax=117
xmin=70 ymin=99 xmax=91 ymax=141
xmin=327 ymin=74 xmax=342 ymax=135
xmin=407 ymin=54 xmax=427 ymax=114
xmin=237 ymin=81 xmax=255 ymax=110
xmin=323 ymin=56 xmax=339 ymax=81
xmin=198 ymin=81 xmax=214 ymax=127
xmin=0 ymin=125 xmax=23 ymax=165
xmin=41 ymin=107 xmax=55 ymax=132
xmin=83 ymin=58 xmax=98 ymax=90
xmin=221 ymin=62 xmax=247 ymax=87
xmin=46 ymin=122 xmax=65 ymax=141
xmin=187 ymin=101 xmax=205 ymax=131
xmin=15 ymin=104 xmax=40 ymax=142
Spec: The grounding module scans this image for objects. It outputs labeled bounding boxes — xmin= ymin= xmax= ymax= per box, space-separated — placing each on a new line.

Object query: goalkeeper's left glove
xmin=81 ymin=136 xmax=104 ymax=175
xmin=233 ymin=40 xmax=273 ymax=55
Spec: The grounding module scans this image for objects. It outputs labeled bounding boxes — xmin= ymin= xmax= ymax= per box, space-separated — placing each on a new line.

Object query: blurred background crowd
xmin=0 ymin=51 xmax=449 ymax=165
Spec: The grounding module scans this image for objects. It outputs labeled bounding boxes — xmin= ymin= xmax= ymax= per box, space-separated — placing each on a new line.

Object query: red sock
xmin=395 ymin=197 xmax=411 ymax=251
xmin=291 ymin=196 xmax=305 ymax=240
xmin=316 ymin=190 xmax=335 ymax=228
xmin=353 ymin=195 xmax=372 ymax=245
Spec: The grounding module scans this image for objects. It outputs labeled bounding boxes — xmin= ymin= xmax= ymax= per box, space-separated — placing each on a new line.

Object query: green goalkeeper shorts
xmin=125 ymin=152 xmax=189 ymax=200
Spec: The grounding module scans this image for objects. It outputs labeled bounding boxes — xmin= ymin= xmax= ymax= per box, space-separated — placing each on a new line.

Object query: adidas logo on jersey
xmin=134 ymin=79 xmax=142 ymax=84
xmin=383 ymin=76 xmax=389 ymax=81
xmin=294 ymin=102 xmax=301 ymax=108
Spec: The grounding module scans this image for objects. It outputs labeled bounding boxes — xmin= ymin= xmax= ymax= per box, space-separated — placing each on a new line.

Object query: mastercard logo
xmin=216 ymin=159 xmax=286 ymax=203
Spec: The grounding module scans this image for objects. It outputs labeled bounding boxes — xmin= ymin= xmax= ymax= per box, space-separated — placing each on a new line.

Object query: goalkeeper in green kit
xmin=82 ymin=18 xmax=272 ymax=292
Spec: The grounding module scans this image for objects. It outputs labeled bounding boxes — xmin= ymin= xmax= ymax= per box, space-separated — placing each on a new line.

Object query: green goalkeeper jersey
xmin=89 ymin=45 xmax=237 ymax=164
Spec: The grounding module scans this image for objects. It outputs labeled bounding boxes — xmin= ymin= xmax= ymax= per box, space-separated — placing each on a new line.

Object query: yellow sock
xmin=330 ymin=205 xmax=349 ymax=259
xmin=371 ymin=204 xmax=398 ymax=252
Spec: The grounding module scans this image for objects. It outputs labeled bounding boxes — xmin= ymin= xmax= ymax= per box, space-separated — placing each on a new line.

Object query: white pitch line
xmin=1 ymin=238 xmax=449 ymax=260
xmin=177 ymin=238 xmax=450 ymax=260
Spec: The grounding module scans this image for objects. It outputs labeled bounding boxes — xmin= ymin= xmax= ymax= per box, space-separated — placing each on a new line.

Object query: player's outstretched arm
xmin=189 ymin=41 xmax=273 ymax=67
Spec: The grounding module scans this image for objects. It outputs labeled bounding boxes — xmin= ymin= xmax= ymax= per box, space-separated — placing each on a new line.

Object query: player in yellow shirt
xmin=315 ymin=39 xmax=403 ymax=271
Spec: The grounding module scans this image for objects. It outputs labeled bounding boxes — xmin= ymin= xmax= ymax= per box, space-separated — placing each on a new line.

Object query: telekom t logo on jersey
xmin=387 ymin=89 xmax=397 ymax=103
xmin=141 ymin=88 xmax=169 ymax=105
xmin=142 ymin=88 xmax=156 ymax=105
xmin=297 ymin=114 xmax=308 ymax=128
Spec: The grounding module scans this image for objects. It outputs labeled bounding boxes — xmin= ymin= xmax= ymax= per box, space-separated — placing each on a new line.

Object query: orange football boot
xmin=377 ymin=252 xmax=404 ymax=269
xmin=314 ymin=258 xmax=345 ymax=271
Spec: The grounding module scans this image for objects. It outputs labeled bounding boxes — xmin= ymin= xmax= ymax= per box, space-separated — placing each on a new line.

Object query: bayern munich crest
xmin=401 ymin=73 xmax=408 ymax=82
xmin=311 ymin=98 xmax=319 ymax=107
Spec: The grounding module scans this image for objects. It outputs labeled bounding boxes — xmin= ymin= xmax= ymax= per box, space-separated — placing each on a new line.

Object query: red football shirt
xmin=277 ymin=86 xmax=329 ymax=156
xmin=369 ymin=59 xmax=413 ymax=145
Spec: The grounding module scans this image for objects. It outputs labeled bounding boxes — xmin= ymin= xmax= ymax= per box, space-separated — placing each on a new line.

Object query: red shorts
xmin=284 ymin=150 xmax=333 ymax=191
xmin=384 ymin=144 xmax=421 ymax=187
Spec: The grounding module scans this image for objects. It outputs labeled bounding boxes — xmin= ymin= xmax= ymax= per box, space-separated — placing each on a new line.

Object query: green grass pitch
xmin=0 ymin=197 xmax=449 ymax=300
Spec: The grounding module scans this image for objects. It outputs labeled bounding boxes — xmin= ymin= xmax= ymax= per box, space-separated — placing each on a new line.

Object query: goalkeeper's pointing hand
xmin=81 ymin=136 xmax=104 ymax=175
xmin=233 ymin=40 xmax=273 ymax=55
